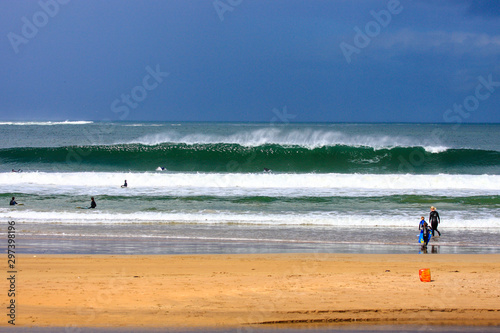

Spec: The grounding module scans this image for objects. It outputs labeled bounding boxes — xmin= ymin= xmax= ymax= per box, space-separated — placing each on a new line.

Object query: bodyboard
xmin=418 ymin=230 xmax=432 ymax=244
xmin=418 ymin=231 xmax=424 ymax=244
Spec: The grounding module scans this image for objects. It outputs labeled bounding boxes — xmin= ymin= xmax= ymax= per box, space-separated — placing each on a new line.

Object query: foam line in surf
xmin=0 ymin=121 xmax=93 ymax=126
xmin=2 ymin=172 xmax=500 ymax=192
xmin=2 ymin=209 xmax=499 ymax=229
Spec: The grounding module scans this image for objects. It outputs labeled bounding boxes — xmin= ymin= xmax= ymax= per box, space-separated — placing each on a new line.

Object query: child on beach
xmin=419 ymin=216 xmax=431 ymax=246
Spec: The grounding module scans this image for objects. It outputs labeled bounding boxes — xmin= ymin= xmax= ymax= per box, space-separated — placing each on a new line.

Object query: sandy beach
xmin=4 ymin=253 xmax=500 ymax=329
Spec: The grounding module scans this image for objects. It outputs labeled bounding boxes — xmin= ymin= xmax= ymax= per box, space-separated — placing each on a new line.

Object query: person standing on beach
xmin=429 ymin=206 xmax=441 ymax=237
xmin=90 ymin=197 xmax=97 ymax=209
xmin=9 ymin=197 xmax=17 ymax=206
xmin=419 ymin=216 xmax=431 ymax=246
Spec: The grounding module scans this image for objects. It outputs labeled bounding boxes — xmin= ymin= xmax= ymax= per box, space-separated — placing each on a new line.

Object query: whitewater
xmin=1 ymin=122 xmax=499 ymax=254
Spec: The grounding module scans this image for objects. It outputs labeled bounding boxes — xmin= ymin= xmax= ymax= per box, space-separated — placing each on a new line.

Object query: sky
xmin=0 ymin=0 xmax=499 ymax=123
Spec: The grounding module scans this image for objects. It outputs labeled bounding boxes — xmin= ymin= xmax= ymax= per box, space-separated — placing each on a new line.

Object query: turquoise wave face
xmin=1 ymin=143 xmax=500 ymax=174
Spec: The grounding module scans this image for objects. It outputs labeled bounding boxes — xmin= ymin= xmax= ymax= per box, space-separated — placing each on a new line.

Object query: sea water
xmin=0 ymin=122 xmax=499 ymax=254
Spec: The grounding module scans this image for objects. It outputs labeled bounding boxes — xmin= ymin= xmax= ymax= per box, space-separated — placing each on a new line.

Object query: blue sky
xmin=1 ymin=0 xmax=499 ymax=123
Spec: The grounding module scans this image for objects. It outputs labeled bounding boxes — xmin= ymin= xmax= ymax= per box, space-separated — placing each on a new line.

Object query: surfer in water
xmin=429 ymin=206 xmax=441 ymax=237
xmin=121 ymin=180 xmax=128 ymax=188
xmin=9 ymin=197 xmax=18 ymax=206
xmin=90 ymin=197 xmax=97 ymax=209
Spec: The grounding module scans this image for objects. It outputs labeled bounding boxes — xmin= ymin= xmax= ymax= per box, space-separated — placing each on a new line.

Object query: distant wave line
xmin=0 ymin=120 xmax=94 ymax=126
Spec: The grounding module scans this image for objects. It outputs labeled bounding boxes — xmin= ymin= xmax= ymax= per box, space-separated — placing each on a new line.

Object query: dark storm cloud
xmin=0 ymin=0 xmax=499 ymax=123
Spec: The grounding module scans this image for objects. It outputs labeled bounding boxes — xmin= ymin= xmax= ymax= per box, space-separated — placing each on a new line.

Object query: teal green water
xmin=2 ymin=144 xmax=499 ymax=174
xmin=1 ymin=122 xmax=499 ymax=253
xmin=1 ymin=122 xmax=499 ymax=174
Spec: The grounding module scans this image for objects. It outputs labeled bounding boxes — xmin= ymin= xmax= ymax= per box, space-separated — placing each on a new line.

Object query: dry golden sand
xmin=3 ymin=253 xmax=500 ymax=329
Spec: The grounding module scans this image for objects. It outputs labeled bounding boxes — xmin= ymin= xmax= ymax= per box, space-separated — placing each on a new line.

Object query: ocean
xmin=1 ymin=121 xmax=499 ymax=254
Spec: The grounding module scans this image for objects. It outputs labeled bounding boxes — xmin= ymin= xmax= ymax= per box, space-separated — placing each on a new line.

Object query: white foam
xmin=0 ymin=121 xmax=93 ymax=126
xmin=122 ymin=123 xmax=165 ymax=127
xmin=2 ymin=209 xmax=499 ymax=229
xmin=424 ymin=146 xmax=449 ymax=153
xmin=126 ymin=128 xmax=449 ymax=152
xmin=1 ymin=172 xmax=499 ymax=197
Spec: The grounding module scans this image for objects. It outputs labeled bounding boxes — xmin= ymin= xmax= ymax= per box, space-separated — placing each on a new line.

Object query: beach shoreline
xmin=3 ymin=253 xmax=500 ymax=329
xmin=15 ymin=232 xmax=500 ymax=256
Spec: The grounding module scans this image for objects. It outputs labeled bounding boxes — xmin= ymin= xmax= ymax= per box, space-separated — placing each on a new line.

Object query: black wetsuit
xmin=429 ymin=210 xmax=441 ymax=236
xmin=423 ymin=223 xmax=430 ymax=246
xmin=9 ymin=200 xmax=17 ymax=206
xmin=90 ymin=200 xmax=96 ymax=209
xmin=419 ymin=220 xmax=430 ymax=246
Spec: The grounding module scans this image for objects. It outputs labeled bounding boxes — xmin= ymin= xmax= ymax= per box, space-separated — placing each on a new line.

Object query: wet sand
xmin=4 ymin=253 xmax=500 ymax=328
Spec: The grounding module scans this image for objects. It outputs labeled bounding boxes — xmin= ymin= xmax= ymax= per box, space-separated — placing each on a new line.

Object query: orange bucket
xmin=419 ymin=268 xmax=431 ymax=282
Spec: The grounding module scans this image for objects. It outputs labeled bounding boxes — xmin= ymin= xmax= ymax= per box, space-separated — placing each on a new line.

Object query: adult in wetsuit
xmin=90 ymin=197 xmax=96 ymax=209
xmin=429 ymin=206 xmax=441 ymax=236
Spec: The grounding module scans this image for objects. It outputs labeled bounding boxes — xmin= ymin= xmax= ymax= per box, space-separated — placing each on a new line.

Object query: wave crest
xmin=127 ymin=128 xmax=449 ymax=152
xmin=1 ymin=143 xmax=498 ymax=174
xmin=0 ymin=120 xmax=94 ymax=126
